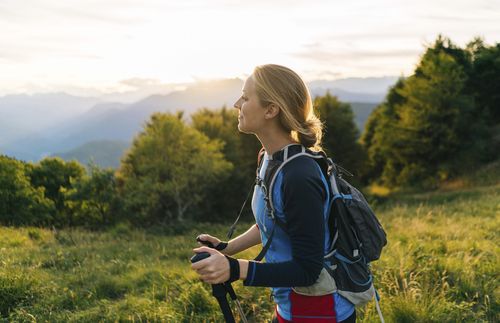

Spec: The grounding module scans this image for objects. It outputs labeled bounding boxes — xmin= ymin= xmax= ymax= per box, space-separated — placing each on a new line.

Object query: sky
xmin=1 ymin=0 xmax=499 ymax=96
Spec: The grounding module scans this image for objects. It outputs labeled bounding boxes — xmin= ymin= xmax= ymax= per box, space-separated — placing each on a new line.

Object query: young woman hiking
xmin=191 ymin=64 xmax=356 ymax=322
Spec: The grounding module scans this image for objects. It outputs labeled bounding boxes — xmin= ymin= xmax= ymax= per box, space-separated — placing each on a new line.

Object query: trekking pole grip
xmin=190 ymin=252 xmax=210 ymax=263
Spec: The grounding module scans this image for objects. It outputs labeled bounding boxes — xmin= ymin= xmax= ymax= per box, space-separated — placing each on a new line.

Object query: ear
xmin=264 ymin=104 xmax=280 ymax=119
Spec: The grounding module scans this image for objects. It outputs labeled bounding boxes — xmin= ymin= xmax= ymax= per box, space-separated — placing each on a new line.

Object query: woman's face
xmin=233 ymin=75 xmax=267 ymax=134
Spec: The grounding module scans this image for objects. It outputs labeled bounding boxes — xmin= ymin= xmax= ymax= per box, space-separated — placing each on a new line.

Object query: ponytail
xmin=296 ymin=116 xmax=323 ymax=151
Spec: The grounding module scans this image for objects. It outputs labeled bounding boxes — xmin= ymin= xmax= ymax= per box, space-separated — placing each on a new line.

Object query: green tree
xmin=468 ymin=39 xmax=500 ymax=124
xmin=393 ymin=41 xmax=488 ymax=185
xmin=117 ymin=112 xmax=233 ymax=224
xmin=362 ymin=37 xmax=490 ymax=187
xmin=361 ymin=78 xmax=406 ymax=182
xmin=28 ymin=157 xmax=85 ymax=225
xmin=65 ymin=162 xmax=121 ymax=227
xmin=0 ymin=156 xmax=54 ymax=225
xmin=314 ymin=93 xmax=366 ymax=176
xmin=191 ymin=106 xmax=261 ymax=221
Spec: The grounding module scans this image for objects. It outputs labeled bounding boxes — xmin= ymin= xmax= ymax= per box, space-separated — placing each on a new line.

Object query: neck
xmin=256 ymin=130 xmax=297 ymax=156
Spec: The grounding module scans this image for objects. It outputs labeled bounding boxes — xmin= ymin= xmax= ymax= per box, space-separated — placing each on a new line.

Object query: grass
xmin=359 ymin=183 xmax=499 ymax=322
xmin=0 ymin=183 xmax=498 ymax=322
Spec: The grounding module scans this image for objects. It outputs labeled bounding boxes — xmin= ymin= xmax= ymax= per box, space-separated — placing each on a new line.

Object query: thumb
xmin=193 ymin=246 xmax=219 ymax=255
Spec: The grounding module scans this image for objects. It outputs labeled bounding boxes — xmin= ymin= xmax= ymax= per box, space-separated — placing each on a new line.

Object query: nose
xmin=233 ymin=98 xmax=241 ymax=109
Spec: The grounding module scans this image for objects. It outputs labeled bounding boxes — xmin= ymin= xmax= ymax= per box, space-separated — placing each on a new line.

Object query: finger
xmin=197 ymin=264 xmax=225 ymax=277
xmin=193 ymin=246 xmax=218 ymax=255
xmin=208 ymin=274 xmax=227 ymax=285
xmin=198 ymin=272 xmax=213 ymax=283
xmin=196 ymin=269 xmax=210 ymax=276
xmin=190 ymin=249 xmax=218 ymax=270
xmin=196 ymin=234 xmax=211 ymax=243
xmin=191 ymin=257 xmax=211 ymax=270
xmin=202 ymin=273 xmax=221 ymax=285
xmin=201 ymin=268 xmax=226 ymax=284
xmin=191 ymin=260 xmax=209 ymax=270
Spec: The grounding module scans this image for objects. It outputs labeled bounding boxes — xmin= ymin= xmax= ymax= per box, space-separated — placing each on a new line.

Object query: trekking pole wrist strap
xmin=225 ymin=255 xmax=240 ymax=282
xmin=216 ymin=241 xmax=228 ymax=251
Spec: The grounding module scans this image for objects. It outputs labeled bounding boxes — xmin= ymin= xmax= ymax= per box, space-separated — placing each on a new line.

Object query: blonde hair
xmin=252 ymin=64 xmax=323 ymax=151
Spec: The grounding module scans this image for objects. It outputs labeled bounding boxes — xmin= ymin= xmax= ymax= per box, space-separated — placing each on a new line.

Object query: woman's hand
xmin=191 ymin=246 xmax=230 ymax=284
xmin=196 ymin=234 xmax=223 ymax=249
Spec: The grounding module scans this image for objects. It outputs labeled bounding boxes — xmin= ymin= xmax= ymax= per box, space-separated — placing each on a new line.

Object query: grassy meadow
xmin=0 ymin=182 xmax=498 ymax=322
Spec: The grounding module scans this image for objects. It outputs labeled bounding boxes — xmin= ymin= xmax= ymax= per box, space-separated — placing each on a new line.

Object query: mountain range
xmin=0 ymin=76 xmax=397 ymax=167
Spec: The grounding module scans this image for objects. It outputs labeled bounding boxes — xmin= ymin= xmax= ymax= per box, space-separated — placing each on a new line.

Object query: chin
xmin=237 ymin=124 xmax=252 ymax=134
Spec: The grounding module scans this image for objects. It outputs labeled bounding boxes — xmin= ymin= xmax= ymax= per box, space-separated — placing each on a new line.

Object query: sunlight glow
xmin=0 ymin=0 xmax=499 ymax=95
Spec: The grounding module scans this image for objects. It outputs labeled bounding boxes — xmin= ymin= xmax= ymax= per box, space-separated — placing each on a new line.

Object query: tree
xmin=117 ymin=113 xmax=233 ymax=224
xmin=361 ymin=37 xmax=490 ymax=187
xmin=28 ymin=157 xmax=85 ymax=225
xmin=65 ymin=162 xmax=121 ymax=227
xmin=314 ymin=93 xmax=366 ymax=177
xmin=191 ymin=106 xmax=261 ymax=221
xmin=393 ymin=44 xmax=483 ymax=185
xmin=361 ymin=78 xmax=406 ymax=182
xmin=0 ymin=156 xmax=54 ymax=225
xmin=468 ymin=39 xmax=500 ymax=124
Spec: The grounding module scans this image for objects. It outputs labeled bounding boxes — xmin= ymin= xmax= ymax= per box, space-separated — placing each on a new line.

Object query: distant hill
xmin=2 ymin=79 xmax=245 ymax=161
xmin=0 ymin=93 xmax=101 ymax=145
xmin=52 ymin=102 xmax=377 ymax=169
xmin=0 ymin=76 xmax=396 ymax=162
xmin=309 ymin=76 xmax=399 ymax=95
xmin=53 ymin=140 xmax=130 ymax=168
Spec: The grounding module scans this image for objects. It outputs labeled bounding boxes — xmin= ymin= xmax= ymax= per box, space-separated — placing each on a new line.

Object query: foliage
xmin=28 ymin=157 xmax=86 ymax=225
xmin=467 ymin=38 xmax=500 ymax=124
xmin=362 ymin=36 xmax=495 ymax=187
xmin=117 ymin=112 xmax=233 ymax=224
xmin=0 ymin=155 xmax=54 ymax=226
xmin=64 ymin=162 xmax=122 ymax=227
xmin=361 ymin=78 xmax=406 ymax=182
xmin=314 ymin=92 xmax=367 ymax=178
xmin=191 ymin=106 xmax=262 ymax=222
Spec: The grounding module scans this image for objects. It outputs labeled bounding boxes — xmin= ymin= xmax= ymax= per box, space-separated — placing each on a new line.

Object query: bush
xmin=0 ymin=273 xmax=39 ymax=317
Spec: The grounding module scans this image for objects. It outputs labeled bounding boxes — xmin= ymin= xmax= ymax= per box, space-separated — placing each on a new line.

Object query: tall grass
xmin=0 ymin=184 xmax=498 ymax=322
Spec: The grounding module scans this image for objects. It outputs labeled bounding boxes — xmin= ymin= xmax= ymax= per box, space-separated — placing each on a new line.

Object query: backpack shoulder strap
xmin=256 ymin=147 xmax=266 ymax=177
xmin=254 ymin=145 xmax=331 ymax=261
xmin=265 ymin=146 xmax=330 ymax=214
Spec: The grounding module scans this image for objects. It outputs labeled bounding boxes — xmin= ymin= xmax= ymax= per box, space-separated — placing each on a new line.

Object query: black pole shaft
xmin=212 ymin=284 xmax=235 ymax=323
xmin=191 ymin=253 xmax=237 ymax=322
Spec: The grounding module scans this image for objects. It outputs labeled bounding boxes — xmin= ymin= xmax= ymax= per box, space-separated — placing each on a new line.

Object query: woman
xmin=191 ymin=64 xmax=356 ymax=322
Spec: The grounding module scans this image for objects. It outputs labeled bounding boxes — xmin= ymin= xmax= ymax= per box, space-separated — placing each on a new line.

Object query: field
xmin=0 ymin=183 xmax=498 ymax=322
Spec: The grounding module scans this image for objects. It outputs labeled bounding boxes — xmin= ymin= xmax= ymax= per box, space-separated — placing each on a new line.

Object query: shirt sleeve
xmin=244 ymin=156 xmax=326 ymax=287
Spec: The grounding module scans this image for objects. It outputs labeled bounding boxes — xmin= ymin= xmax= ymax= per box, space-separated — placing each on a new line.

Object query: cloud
xmin=292 ymin=48 xmax=421 ymax=62
xmin=114 ymin=78 xmax=187 ymax=96
xmin=0 ymin=43 xmax=103 ymax=63
xmin=119 ymin=78 xmax=164 ymax=88
xmin=0 ymin=1 xmax=147 ymax=27
xmin=47 ymin=5 xmax=146 ymax=25
xmin=0 ymin=50 xmax=31 ymax=63
xmin=421 ymin=14 xmax=500 ymax=22
xmin=1 ymin=0 xmax=499 ymax=95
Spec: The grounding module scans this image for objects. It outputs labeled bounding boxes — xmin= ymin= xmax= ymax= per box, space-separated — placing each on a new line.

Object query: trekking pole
xmin=374 ymin=289 xmax=385 ymax=323
xmin=191 ymin=252 xmax=245 ymax=323
xmin=224 ymin=282 xmax=248 ymax=323
xmin=211 ymin=283 xmax=236 ymax=323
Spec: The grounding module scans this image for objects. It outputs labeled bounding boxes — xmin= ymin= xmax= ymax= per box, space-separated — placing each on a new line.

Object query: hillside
xmin=0 ymin=181 xmax=497 ymax=322
xmin=0 ymin=77 xmax=395 ymax=162
xmin=53 ymin=140 xmax=130 ymax=169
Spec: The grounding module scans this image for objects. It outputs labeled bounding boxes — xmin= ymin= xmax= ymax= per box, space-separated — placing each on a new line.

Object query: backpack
xmin=255 ymin=144 xmax=387 ymax=306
